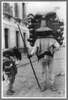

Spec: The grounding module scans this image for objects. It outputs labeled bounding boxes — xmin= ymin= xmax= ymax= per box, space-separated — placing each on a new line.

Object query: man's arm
xmin=27 ymin=45 xmax=37 ymax=58
xmin=49 ymin=39 xmax=60 ymax=55
xmin=31 ymin=45 xmax=37 ymax=55
xmin=53 ymin=41 xmax=60 ymax=52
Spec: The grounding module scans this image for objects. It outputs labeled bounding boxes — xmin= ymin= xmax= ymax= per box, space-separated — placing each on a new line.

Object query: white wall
xmin=2 ymin=19 xmax=29 ymax=49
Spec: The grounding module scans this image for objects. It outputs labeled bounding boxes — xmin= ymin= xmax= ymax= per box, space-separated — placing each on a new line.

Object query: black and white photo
xmin=1 ymin=1 xmax=66 ymax=98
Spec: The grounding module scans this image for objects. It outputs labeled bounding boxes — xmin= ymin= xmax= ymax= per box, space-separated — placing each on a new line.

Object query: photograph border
xmin=0 ymin=0 xmax=67 ymax=100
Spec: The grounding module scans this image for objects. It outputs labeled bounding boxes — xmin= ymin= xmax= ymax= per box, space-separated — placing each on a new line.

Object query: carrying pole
xmin=18 ymin=25 xmax=41 ymax=90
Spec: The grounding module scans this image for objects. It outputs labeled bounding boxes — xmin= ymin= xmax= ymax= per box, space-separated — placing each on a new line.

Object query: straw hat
xmin=35 ymin=19 xmax=52 ymax=32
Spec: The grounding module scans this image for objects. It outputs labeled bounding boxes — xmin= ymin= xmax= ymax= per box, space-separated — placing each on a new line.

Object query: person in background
xmin=3 ymin=47 xmax=21 ymax=95
xmin=3 ymin=55 xmax=17 ymax=95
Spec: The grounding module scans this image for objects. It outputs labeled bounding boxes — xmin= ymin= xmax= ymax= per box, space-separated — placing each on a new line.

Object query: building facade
xmin=2 ymin=2 xmax=29 ymax=51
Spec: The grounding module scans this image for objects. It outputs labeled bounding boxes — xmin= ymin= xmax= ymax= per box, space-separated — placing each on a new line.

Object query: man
xmin=28 ymin=19 xmax=60 ymax=91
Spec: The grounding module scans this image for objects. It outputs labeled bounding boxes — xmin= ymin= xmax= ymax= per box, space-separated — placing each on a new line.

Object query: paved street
xmin=3 ymin=47 xmax=66 ymax=98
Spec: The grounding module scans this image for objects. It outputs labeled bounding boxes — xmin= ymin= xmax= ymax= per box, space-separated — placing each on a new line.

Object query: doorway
xmin=23 ymin=32 xmax=26 ymax=53
xmin=16 ymin=31 xmax=19 ymax=48
xmin=4 ymin=28 xmax=9 ymax=48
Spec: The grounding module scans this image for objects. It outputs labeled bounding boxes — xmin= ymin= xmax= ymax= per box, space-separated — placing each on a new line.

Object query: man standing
xmin=28 ymin=19 xmax=60 ymax=91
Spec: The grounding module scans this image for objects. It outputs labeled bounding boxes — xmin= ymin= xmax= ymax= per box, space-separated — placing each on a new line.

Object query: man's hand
xmin=27 ymin=54 xmax=32 ymax=59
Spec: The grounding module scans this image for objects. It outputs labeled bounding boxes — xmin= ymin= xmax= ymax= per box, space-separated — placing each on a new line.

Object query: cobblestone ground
xmin=2 ymin=47 xmax=66 ymax=98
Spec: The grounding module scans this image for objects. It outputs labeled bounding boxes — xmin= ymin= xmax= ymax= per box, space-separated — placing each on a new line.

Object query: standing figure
xmin=3 ymin=56 xmax=17 ymax=95
xmin=3 ymin=47 xmax=21 ymax=95
xmin=28 ymin=19 xmax=60 ymax=91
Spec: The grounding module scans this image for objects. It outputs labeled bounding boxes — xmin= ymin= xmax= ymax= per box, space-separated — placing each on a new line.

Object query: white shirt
xmin=31 ymin=38 xmax=60 ymax=56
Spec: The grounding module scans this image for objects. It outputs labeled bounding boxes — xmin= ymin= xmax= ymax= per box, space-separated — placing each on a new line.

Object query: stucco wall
xmin=2 ymin=18 xmax=29 ymax=50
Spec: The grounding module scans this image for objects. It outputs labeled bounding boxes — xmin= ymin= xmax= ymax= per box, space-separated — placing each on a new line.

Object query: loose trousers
xmin=39 ymin=57 xmax=55 ymax=88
